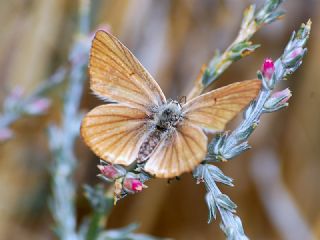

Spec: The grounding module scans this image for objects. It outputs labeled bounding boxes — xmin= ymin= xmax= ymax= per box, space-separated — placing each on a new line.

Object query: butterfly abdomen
xmin=136 ymin=129 xmax=163 ymax=163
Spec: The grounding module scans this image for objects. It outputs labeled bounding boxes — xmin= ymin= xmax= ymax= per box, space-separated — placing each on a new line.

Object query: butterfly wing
xmin=144 ymin=123 xmax=207 ymax=178
xmin=89 ymin=30 xmax=166 ymax=112
xmin=80 ymin=104 xmax=149 ymax=165
xmin=182 ymin=79 xmax=261 ymax=132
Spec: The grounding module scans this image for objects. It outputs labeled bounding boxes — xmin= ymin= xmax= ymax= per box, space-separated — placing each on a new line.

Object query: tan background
xmin=0 ymin=0 xmax=319 ymax=239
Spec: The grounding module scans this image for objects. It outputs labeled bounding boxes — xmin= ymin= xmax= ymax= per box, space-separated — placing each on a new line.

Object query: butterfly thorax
xmin=136 ymin=101 xmax=183 ymax=163
xmin=153 ymin=100 xmax=183 ymax=130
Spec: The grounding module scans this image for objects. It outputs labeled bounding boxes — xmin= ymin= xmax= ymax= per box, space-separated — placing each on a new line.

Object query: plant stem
xmin=187 ymin=0 xmax=285 ymax=99
xmin=48 ymin=0 xmax=90 ymax=239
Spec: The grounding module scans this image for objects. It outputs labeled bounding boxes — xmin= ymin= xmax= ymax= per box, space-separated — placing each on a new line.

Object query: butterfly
xmin=80 ymin=30 xmax=261 ymax=179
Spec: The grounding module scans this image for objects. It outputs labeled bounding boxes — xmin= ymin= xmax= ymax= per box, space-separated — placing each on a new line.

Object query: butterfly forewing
xmin=89 ymin=31 xmax=166 ymax=113
xmin=182 ymin=79 xmax=261 ymax=132
xmin=81 ymin=104 xmax=149 ymax=165
xmin=144 ymin=123 xmax=207 ymax=178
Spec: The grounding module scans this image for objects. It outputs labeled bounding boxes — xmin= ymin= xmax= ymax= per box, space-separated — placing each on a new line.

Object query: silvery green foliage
xmin=48 ymin=1 xmax=90 ymax=239
xmin=82 ymin=185 xmax=114 ymax=240
xmin=194 ymin=20 xmax=311 ymax=240
xmin=194 ymin=165 xmax=247 ymax=240
xmin=0 ymin=67 xmax=65 ymax=142
xmin=201 ymin=0 xmax=285 ymax=88
xmin=84 ymin=185 xmax=113 ymax=215
xmin=83 ymin=186 xmax=164 ymax=240
xmin=255 ymin=0 xmax=285 ymax=25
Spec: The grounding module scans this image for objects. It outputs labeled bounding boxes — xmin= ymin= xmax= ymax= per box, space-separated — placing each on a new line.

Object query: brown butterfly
xmin=80 ymin=30 xmax=261 ymax=178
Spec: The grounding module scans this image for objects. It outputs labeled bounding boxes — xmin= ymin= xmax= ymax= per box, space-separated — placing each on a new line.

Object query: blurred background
xmin=0 ymin=0 xmax=319 ymax=239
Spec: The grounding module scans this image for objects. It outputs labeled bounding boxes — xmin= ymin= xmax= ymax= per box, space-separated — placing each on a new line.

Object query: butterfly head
xmin=155 ymin=100 xmax=183 ymax=130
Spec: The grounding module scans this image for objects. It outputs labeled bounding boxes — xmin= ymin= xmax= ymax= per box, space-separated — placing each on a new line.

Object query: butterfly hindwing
xmin=81 ymin=104 xmax=149 ymax=165
xmin=182 ymin=79 xmax=261 ymax=132
xmin=89 ymin=30 xmax=166 ymax=113
xmin=144 ymin=123 xmax=207 ymax=178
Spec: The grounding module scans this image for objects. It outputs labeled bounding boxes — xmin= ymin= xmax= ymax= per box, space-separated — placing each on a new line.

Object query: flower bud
xmin=123 ymin=173 xmax=146 ymax=194
xmin=282 ymin=47 xmax=305 ymax=67
xmin=264 ymin=88 xmax=292 ymax=112
xmin=261 ymin=58 xmax=275 ymax=80
xmin=97 ymin=163 xmax=125 ymax=181
xmin=290 ymin=47 xmax=304 ymax=59
xmin=272 ymin=88 xmax=292 ymax=104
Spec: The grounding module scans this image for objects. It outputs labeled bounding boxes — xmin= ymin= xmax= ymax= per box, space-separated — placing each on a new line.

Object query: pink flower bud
xmin=261 ymin=58 xmax=275 ymax=80
xmin=123 ymin=176 xmax=145 ymax=193
xmin=25 ymin=98 xmax=51 ymax=115
xmin=290 ymin=47 xmax=304 ymax=59
xmin=97 ymin=164 xmax=123 ymax=180
xmin=271 ymin=88 xmax=292 ymax=104
xmin=282 ymin=47 xmax=305 ymax=67
xmin=264 ymin=88 xmax=292 ymax=111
